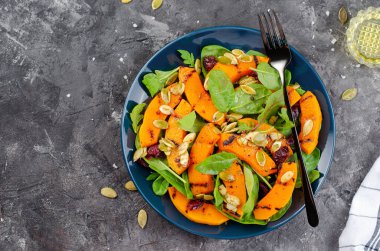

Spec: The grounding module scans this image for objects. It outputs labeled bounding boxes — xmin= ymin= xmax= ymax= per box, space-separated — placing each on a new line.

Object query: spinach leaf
xmin=274 ymin=107 xmax=294 ymax=136
xmin=130 ymin=103 xmax=146 ymax=133
xmin=246 ymin=50 xmax=267 ymax=57
xmin=182 ymin=171 xmax=193 ymax=199
xmin=308 ymin=170 xmax=321 ymax=184
xmin=146 ymin=172 xmax=160 ymax=181
xmin=142 ymin=67 xmax=179 ymax=96
xmin=294 ymin=148 xmax=322 ymax=188
xmin=195 ymin=152 xmax=237 ymax=175
xmin=285 ymin=69 xmax=292 ymax=86
xmin=241 ymin=165 xmax=259 ymax=219
xmin=231 ymin=83 xmax=272 ymax=114
xmin=177 ymin=111 xmax=205 ymax=133
xmin=251 ymin=62 xmax=281 ymax=90
xmin=207 ymin=70 xmax=235 ymax=112
xmin=213 ymin=176 xmax=224 ymax=207
xmin=201 ymin=45 xmax=230 ymax=76
xmin=243 ymin=162 xmax=273 ymax=189
xmin=237 ymin=122 xmax=254 ymax=133
xmin=294 ymin=83 xmax=306 ymax=95
xmin=135 ymin=133 xmax=141 ymax=149
xmin=144 ymin=158 xmax=187 ymax=195
xmin=152 ymin=175 xmax=169 ymax=196
xmin=258 ymin=88 xmax=284 ymax=123
xmin=270 ymin=198 xmax=292 ymax=221
xmin=178 ymin=50 xmax=195 ymax=67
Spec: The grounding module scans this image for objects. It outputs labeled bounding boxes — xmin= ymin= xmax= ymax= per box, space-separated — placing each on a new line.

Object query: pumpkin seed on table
xmin=195 ymin=59 xmax=201 ymax=74
xmin=303 ymin=119 xmax=313 ymax=136
xmin=100 ymin=187 xmax=118 ymax=199
xmin=339 ymin=6 xmax=348 ymax=24
xmin=125 ymin=181 xmax=137 ymax=191
xmin=137 ymin=209 xmax=147 ymax=229
xmin=153 ymin=119 xmax=168 ymax=129
xmin=151 ymin=0 xmax=163 ymax=10
xmin=121 ymin=0 xmax=132 ymax=3
xmin=341 ymin=88 xmax=357 ymax=100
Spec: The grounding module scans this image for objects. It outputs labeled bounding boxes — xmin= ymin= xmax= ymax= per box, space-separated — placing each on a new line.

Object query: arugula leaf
xmin=182 ymin=171 xmax=193 ymax=199
xmin=246 ymin=50 xmax=267 ymax=57
xmin=237 ymin=122 xmax=254 ymax=133
xmin=231 ymin=83 xmax=272 ymax=114
xmin=258 ymin=88 xmax=284 ymax=123
xmin=274 ymin=108 xmax=294 ymax=137
xmin=213 ymin=176 xmax=224 ymax=207
xmin=207 ymin=70 xmax=235 ymax=112
xmin=130 ymin=103 xmax=146 ymax=133
xmin=177 ymin=50 xmax=195 ymax=67
xmin=195 ymin=152 xmax=237 ymax=175
xmin=285 ymin=69 xmax=292 ymax=86
xmin=241 ymin=165 xmax=259 ymax=219
xmin=142 ymin=67 xmax=179 ymax=96
xmin=201 ymin=45 xmax=230 ymax=76
xmin=146 ymin=172 xmax=160 ymax=181
xmin=251 ymin=62 xmax=281 ymax=91
xmin=177 ymin=111 xmax=205 ymax=133
xmin=270 ymin=198 xmax=292 ymax=221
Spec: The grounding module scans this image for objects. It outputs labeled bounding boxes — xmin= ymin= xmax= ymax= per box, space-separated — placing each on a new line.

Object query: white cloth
xmin=339 ymin=157 xmax=380 ymax=251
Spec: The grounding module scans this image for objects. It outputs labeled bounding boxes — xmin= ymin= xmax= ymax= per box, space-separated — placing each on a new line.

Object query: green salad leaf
xmin=207 ymin=70 xmax=235 ymax=112
xmin=146 ymin=172 xmax=160 ymax=181
xmin=241 ymin=165 xmax=259 ymax=219
xmin=270 ymin=198 xmax=292 ymax=221
xmin=142 ymin=67 xmax=179 ymax=96
xmin=274 ymin=107 xmax=294 ymax=137
xmin=195 ymin=152 xmax=237 ymax=175
xmin=294 ymin=148 xmax=322 ymax=188
xmin=135 ymin=133 xmax=141 ymax=149
xmin=178 ymin=50 xmax=195 ymax=67
xmin=252 ymin=62 xmax=281 ymax=91
xmin=177 ymin=111 xmax=205 ymax=133
xmin=243 ymin=162 xmax=273 ymax=189
xmin=201 ymin=45 xmax=230 ymax=76
xmin=152 ymin=175 xmax=169 ymax=196
xmin=213 ymin=176 xmax=224 ymax=207
xmin=285 ymin=69 xmax=292 ymax=86
xmin=237 ymin=122 xmax=254 ymax=133
xmin=246 ymin=50 xmax=267 ymax=57
xmin=231 ymin=83 xmax=272 ymax=114
xmin=182 ymin=171 xmax=193 ymax=199
xmin=258 ymin=88 xmax=284 ymax=123
xmin=130 ymin=103 xmax=146 ymax=133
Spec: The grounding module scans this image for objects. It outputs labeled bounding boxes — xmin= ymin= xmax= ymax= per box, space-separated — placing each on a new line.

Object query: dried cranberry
xmin=286 ymin=136 xmax=295 ymax=146
xmin=146 ymin=144 xmax=164 ymax=158
xmin=136 ymin=158 xmax=149 ymax=168
xmin=259 ymin=182 xmax=270 ymax=200
xmin=273 ymin=146 xmax=290 ymax=164
xmin=187 ymin=200 xmax=204 ymax=211
xmin=291 ymin=104 xmax=300 ymax=120
xmin=203 ymin=56 xmax=217 ymax=71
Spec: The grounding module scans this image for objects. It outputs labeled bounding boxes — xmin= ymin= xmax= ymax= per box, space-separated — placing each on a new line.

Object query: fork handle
xmin=280 ymin=71 xmax=320 ymax=227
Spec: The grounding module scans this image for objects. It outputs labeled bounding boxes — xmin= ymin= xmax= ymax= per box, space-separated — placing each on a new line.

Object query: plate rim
xmin=120 ymin=25 xmax=336 ymax=239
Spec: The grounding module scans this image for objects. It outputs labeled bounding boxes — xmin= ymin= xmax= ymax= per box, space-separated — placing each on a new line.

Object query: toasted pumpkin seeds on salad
xmin=128 ymin=45 xmax=323 ymax=225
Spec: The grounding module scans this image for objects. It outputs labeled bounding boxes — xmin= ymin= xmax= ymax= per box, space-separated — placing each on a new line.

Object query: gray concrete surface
xmin=1 ymin=0 xmax=379 ymax=250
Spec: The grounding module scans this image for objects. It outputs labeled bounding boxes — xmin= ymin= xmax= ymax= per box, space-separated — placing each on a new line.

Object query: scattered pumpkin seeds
xmin=159 ymin=105 xmax=173 ymax=115
xmin=239 ymin=54 xmax=253 ymax=62
xmin=100 ymin=187 xmax=117 ymax=199
xmin=204 ymin=76 xmax=209 ymax=90
xmin=217 ymin=55 xmax=232 ymax=65
xmin=212 ymin=111 xmax=224 ymax=123
xmin=339 ymin=6 xmax=348 ymax=25
xmin=178 ymin=142 xmax=189 ymax=155
xmin=203 ymin=194 xmax=214 ymax=201
xmin=271 ymin=141 xmax=282 ymax=152
xmin=223 ymin=52 xmax=238 ymax=65
xmin=153 ymin=119 xmax=168 ymax=129
xmin=165 ymin=72 xmax=178 ymax=86
xmin=195 ymin=59 xmax=201 ymax=74
xmin=121 ymin=0 xmax=132 ymax=3
xmin=170 ymin=82 xmax=185 ymax=95
xmin=219 ymin=171 xmax=235 ymax=182
xmin=239 ymin=76 xmax=258 ymax=85
xmin=341 ymin=88 xmax=358 ymax=100
xmin=225 ymin=203 xmax=238 ymax=212
xmin=180 ymin=151 xmax=189 ymax=167
xmin=151 ymin=0 xmax=163 ymax=10
xmin=159 ymin=138 xmax=175 ymax=148
xmin=281 ymin=171 xmax=294 ymax=183
xmin=133 ymin=147 xmax=147 ymax=161
xmin=303 ymin=119 xmax=314 ymax=136
xmin=160 ymin=88 xmax=171 ymax=104
xmin=241 ymin=85 xmax=257 ymax=95
xmin=158 ymin=143 xmax=171 ymax=153
xmin=183 ymin=132 xmax=196 ymax=144
xmin=222 ymin=122 xmax=237 ymax=133
xmin=269 ymin=132 xmax=283 ymax=140
xmin=231 ymin=49 xmax=244 ymax=57
xmin=237 ymin=136 xmax=248 ymax=146
xmin=226 ymin=113 xmax=243 ymax=122
xmin=125 ymin=181 xmax=137 ymax=191
xmin=137 ymin=209 xmax=147 ymax=229
xmin=195 ymin=194 xmax=204 ymax=199
xmin=218 ymin=184 xmax=227 ymax=196
xmin=225 ymin=194 xmax=240 ymax=206
xmin=256 ymin=151 xmax=266 ymax=167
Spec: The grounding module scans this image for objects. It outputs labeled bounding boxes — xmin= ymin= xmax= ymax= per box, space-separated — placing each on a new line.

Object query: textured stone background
xmin=0 ymin=0 xmax=379 ymax=250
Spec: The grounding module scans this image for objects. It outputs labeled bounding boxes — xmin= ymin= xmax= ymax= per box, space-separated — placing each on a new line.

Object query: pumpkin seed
xmin=225 ymin=194 xmax=240 ymax=206
xmin=217 ymin=55 xmax=232 ymax=65
xmin=164 ymin=151 xmax=171 ymax=156
xmin=223 ymin=53 xmax=238 ymax=65
xmin=302 ymin=119 xmax=313 ymax=136
xmin=170 ymin=82 xmax=185 ymax=95
xmin=221 ymin=122 xmax=228 ymax=130
xmin=121 ymin=0 xmax=132 ymax=3
xmin=100 ymin=187 xmax=117 ymax=199
xmin=280 ymin=171 xmax=294 ymax=184
xmin=232 ymin=49 xmax=244 ymax=57
xmin=226 ymin=113 xmax=243 ymax=122
xmin=218 ymin=185 xmax=227 ymax=196
xmin=212 ymin=111 xmax=224 ymax=123
xmin=341 ymin=88 xmax=357 ymax=101
xmin=338 ymin=6 xmax=348 ymax=25
xmin=133 ymin=147 xmax=147 ymax=161
xmin=195 ymin=194 xmax=204 ymax=199
xmin=159 ymin=138 xmax=175 ymax=148
xmin=180 ymin=151 xmax=189 ymax=167
xmin=225 ymin=203 xmax=238 ymax=212
xmin=137 ymin=209 xmax=147 ymax=229
xmin=165 ymin=72 xmax=178 ymax=86
xmin=269 ymin=132 xmax=283 ymax=140
xmin=204 ymin=76 xmax=209 ymax=90
xmin=160 ymin=88 xmax=171 ymax=104
xmin=125 ymin=181 xmax=137 ymax=191
xmin=239 ymin=54 xmax=253 ymax=62
xmin=151 ymin=0 xmax=163 ymax=10
xmin=159 ymin=105 xmax=173 ymax=115
xmin=239 ymin=76 xmax=258 ymax=85
xmin=246 ymin=131 xmax=266 ymax=143
xmin=203 ymin=194 xmax=214 ymax=201
xmin=219 ymin=171 xmax=235 ymax=182
xmin=271 ymin=141 xmax=282 ymax=152
xmin=212 ymin=126 xmax=221 ymax=134
xmin=222 ymin=122 xmax=237 ymax=132
xmin=241 ymin=85 xmax=256 ymax=95
xmin=237 ymin=136 xmax=248 ymax=146
xmin=183 ymin=132 xmax=196 ymax=144
xmin=224 ymin=127 xmax=239 ymax=134
xmin=256 ymin=151 xmax=266 ymax=167
xmin=269 ymin=115 xmax=278 ymax=125
xmin=178 ymin=142 xmax=189 ymax=155
xmin=195 ymin=59 xmax=201 ymax=74
xmin=292 ymin=83 xmax=300 ymax=89
xmin=153 ymin=120 xmax=168 ymax=129
xmin=158 ymin=143 xmax=171 ymax=152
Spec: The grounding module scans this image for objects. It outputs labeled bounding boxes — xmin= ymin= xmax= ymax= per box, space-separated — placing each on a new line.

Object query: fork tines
xmin=258 ymin=10 xmax=288 ymax=50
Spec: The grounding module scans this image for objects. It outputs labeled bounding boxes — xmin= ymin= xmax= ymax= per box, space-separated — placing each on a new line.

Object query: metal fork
xmin=258 ymin=10 xmax=319 ymax=227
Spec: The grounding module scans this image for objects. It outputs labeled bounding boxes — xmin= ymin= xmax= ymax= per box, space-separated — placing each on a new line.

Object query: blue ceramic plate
xmin=121 ymin=26 xmax=335 ymax=239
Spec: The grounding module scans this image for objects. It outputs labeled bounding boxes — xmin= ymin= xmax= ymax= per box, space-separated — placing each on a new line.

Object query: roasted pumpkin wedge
xmin=218 ymin=133 xmax=277 ymax=176
xmin=253 ymin=162 xmax=297 ymax=220
xmin=168 ymin=187 xmax=228 ymax=225
xmin=188 ymin=123 xmax=220 ymax=195
xmin=299 ymin=91 xmax=322 ymax=154
xmin=165 ymin=99 xmax=193 ymax=145
xmin=287 ymin=86 xmax=301 ymax=107
xmin=139 ymin=86 xmax=182 ymax=147
xmin=179 ymin=67 xmax=225 ymax=125
xmin=221 ymin=161 xmax=247 ymax=218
